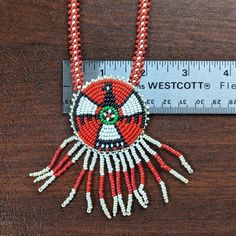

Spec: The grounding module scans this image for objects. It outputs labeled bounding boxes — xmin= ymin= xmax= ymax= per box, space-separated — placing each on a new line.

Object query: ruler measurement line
xmin=188 ymin=61 xmax=190 ymax=76
xmin=62 ymin=60 xmax=236 ymax=114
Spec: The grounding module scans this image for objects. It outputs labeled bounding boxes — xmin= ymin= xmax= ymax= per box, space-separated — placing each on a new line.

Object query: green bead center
xmin=99 ymin=106 xmax=119 ymax=125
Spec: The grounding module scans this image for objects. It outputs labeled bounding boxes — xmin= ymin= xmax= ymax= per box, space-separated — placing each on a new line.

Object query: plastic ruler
xmin=63 ymin=60 xmax=236 ymax=114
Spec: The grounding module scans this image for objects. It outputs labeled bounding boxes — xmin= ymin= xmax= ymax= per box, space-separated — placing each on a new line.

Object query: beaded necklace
xmin=30 ymin=0 xmax=193 ymax=219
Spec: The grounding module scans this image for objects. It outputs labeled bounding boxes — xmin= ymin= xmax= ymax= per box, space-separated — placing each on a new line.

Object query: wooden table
xmin=1 ymin=1 xmax=236 ymax=235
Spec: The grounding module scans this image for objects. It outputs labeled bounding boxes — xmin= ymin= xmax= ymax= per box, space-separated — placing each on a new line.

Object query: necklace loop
xmin=68 ymin=0 xmax=151 ymax=91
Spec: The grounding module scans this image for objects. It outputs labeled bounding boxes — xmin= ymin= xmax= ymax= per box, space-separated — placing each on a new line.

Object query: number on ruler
xmin=223 ymin=70 xmax=230 ymax=77
xmin=229 ymin=100 xmax=236 ymax=105
xmin=182 ymin=69 xmax=189 ymax=76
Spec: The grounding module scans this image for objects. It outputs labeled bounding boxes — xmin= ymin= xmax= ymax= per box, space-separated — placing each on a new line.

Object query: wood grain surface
xmin=1 ymin=1 xmax=236 ymax=235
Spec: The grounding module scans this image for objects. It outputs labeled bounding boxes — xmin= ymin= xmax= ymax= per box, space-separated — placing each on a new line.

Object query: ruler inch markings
xmin=63 ymin=60 xmax=236 ymax=114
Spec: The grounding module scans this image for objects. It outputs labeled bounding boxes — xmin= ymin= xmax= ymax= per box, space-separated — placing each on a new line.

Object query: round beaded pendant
xmin=70 ymin=77 xmax=148 ymax=153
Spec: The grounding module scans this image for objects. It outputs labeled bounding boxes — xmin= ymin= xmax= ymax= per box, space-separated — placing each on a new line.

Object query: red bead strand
xmin=86 ymin=170 xmax=93 ymax=193
xmin=99 ymin=175 xmax=105 ymax=199
xmin=53 ymin=154 xmax=70 ymax=173
xmin=161 ymin=144 xmax=182 ymax=158
xmin=48 ymin=147 xmax=63 ymax=169
xmin=108 ymin=172 xmax=116 ymax=198
xmin=137 ymin=162 xmax=145 ymax=185
xmin=154 ymin=154 xmax=171 ymax=172
xmin=73 ymin=169 xmax=86 ymax=190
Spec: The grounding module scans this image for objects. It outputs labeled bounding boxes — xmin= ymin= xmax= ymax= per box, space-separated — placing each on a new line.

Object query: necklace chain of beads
xmin=68 ymin=0 xmax=151 ymax=91
xmin=29 ymin=0 xmax=193 ymax=219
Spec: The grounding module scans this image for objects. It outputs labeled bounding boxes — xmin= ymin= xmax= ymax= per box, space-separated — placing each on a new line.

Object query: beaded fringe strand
xmin=29 ymin=134 xmax=193 ymax=219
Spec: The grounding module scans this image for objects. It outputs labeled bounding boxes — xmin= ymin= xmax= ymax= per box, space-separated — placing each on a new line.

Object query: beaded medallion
xmin=29 ymin=0 xmax=193 ymax=219
xmin=70 ymin=77 xmax=148 ymax=152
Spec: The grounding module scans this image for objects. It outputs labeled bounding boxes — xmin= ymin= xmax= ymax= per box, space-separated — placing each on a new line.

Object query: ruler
xmin=62 ymin=60 xmax=236 ymax=114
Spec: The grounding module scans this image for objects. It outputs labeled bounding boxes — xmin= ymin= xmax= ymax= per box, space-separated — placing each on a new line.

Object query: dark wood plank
xmin=1 ymin=0 xmax=236 ymax=235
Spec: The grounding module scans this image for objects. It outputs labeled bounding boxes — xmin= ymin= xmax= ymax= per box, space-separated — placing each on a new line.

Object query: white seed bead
xmin=99 ymin=154 xmax=105 ymax=176
xmin=133 ymin=189 xmax=147 ymax=208
xmin=82 ymin=149 xmax=91 ymax=169
xmin=61 ymin=188 xmax=76 ymax=208
xmin=100 ymin=198 xmax=112 ymax=219
xmin=159 ymin=181 xmax=169 ymax=203
xmin=130 ymin=146 xmax=141 ymax=164
xmin=179 ymin=156 xmax=193 ymax=174
xmin=124 ymin=150 xmax=135 ymax=168
xmin=61 ymin=136 xmax=77 ymax=148
xmin=29 ymin=167 xmax=50 ymax=177
xmin=34 ymin=170 xmax=54 ymax=183
xmin=126 ymin=194 xmax=133 ymax=216
xmin=72 ymin=145 xmax=86 ymax=163
xmin=68 ymin=142 xmax=81 ymax=156
xmin=117 ymin=194 xmax=127 ymax=216
xmin=140 ymin=139 xmax=156 ymax=155
xmin=105 ymin=155 xmax=113 ymax=173
xmin=136 ymin=143 xmax=150 ymax=162
xmin=112 ymin=196 xmax=118 ymax=217
xmin=169 ymin=169 xmax=188 ymax=184
xmin=38 ymin=175 xmax=56 ymax=192
xmin=119 ymin=153 xmax=127 ymax=172
xmin=143 ymin=134 xmax=162 ymax=148
xmin=89 ymin=152 xmax=98 ymax=171
xmin=86 ymin=192 xmax=93 ymax=213
xmin=138 ymin=184 xmax=149 ymax=204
